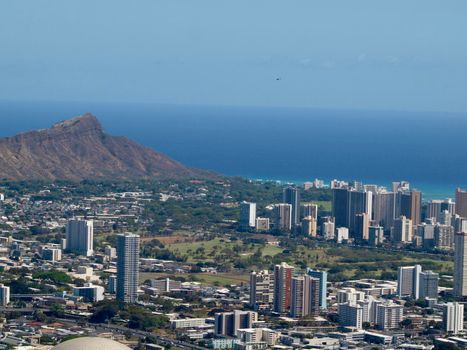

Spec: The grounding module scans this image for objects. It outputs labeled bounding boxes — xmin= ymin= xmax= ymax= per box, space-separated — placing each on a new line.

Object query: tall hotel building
xmin=116 ymin=233 xmax=140 ymax=303
xmin=454 ymin=232 xmax=467 ymax=297
xmin=249 ymin=270 xmax=274 ymax=310
xmin=65 ymin=219 xmax=94 ymax=256
xmin=273 ymin=262 xmax=294 ymax=313
xmin=283 ymin=187 xmax=300 ymax=227
xmin=290 ymin=275 xmax=320 ymax=318
xmin=456 ymin=188 xmax=467 ymax=218
xmin=240 ymin=201 xmax=256 ymax=229
xmin=273 ymin=204 xmax=292 ymax=231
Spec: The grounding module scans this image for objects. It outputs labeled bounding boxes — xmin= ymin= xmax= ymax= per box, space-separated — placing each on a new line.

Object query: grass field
xmin=261 ymin=244 xmax=283 ymax=257
xmin=167 ymin=238 xmax=232 ymax=258
xmin=302 ymin=201 xmax=332 ymax=212
xmin=159 ymin=235 xmax=454 ymax=284
xmin=297 ymin=245 xmax=453 ymax=282
xmin=140 ymin=272 xmax=250 ymax=286
xmin=165 ymin=237 xmax=284 ymax=262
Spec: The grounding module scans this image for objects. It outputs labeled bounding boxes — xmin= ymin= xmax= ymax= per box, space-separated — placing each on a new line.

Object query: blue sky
xmin=1 ymin=1 xmax=467 ymax=112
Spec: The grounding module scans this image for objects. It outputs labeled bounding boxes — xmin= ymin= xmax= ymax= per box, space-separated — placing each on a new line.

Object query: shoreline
xmin=246 ymin=176 xmax=457 ymax=201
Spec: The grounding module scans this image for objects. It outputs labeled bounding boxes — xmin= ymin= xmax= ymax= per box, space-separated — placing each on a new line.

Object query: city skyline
xmin=0 ymin=1 xmax=466 ymax=349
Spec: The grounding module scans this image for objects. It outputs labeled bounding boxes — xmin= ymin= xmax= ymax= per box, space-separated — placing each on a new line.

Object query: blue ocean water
xmin=0 ymin=100 xmax=466 ymax=200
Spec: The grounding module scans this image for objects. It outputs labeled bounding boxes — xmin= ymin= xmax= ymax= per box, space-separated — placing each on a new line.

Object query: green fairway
xmin=302 ymin=201 xmax=332 ymax=212
xmin=166 ymin=237 xmax=283 ymax=262
xmin=140 ymin=271 xmax=250 ymax=286
xmin=163 ymin=234 xmax=453 ymax=284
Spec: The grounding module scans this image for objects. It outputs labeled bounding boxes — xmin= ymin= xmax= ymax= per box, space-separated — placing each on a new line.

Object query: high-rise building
xmin=338 ymin=302 xmax=363 ymax=329
xmin=355 ymin=213 xmax=370 ymax=241
xmin=61 ymin=238 xmax=67 ymax=250
xmin=419 ymin=271 xmax=439 ymax=299
xmin=322 ymin=219 xmax=335 ymax=240
xmin=375 ymin=302 xmax=404 ymax=330
xmin=301 ymin=216 xmax=317 ymax=237
xmin=65 ymin=219 xmax=94 ymax=256
xmin=357 ymin=296 xmax=377 ymax=324
xmin=443 ymin=302 xmax=464 ymax=334
xmin=434 ymin=224 xmax=454 ymax=250
xmin=332 ymin=188 xmax=350 ymax=228
xmin=331 ymin=179 xmax=348 ymax=189
xmin=301 ymin=204 xmax=318 ymax=220
xmin=240 ymin=201 xmax=256 ymax=230
xmin=440 ymin=210 xmax=453 ymax=226
xmin=255 ymin=217 xmax=270 ymax=231
xmin=73 ymin=283 xmax=105 ymax=302
xmin=250 ymin=270 xmax=274 ymax=310
xmin=116 ymin=233 xmax=140 ymax=303
xmin=0 ymin=284 xmax=10 ymax=306
xmin=283 ymin=187 xmax=300 ymax=227
xmin=397 ymin=191 xmax=422 ymax=225
xmin=215 ymin=310 xmax=258 ymax=337
xmin=391 ymin=216 xmax=413 ymax=243
xmin=273 ymin=204 xmax=292 ymax=232
xmin=337 ymin=288 xmax=365 ymax=304
xmin=454 ymin=215 xmax=467 ymax=233
xmin=332 ymin=188 xmax=372 ymax=237
xmin=336 ymin=227 xmax=349 ymax=243
xmin=290 ymin=275 xmax=320 ymax=318
xmin=42 ymin=247 xmax=62 ymax=262
xmin=150 ymin=278 xmax=182 ymax=293
xmin=368 ymin=226 xmax=384 ymax=246
xmin=397 ymin=265 xmax=422 ymax=299
xmin=273 ymin=262 xmax=294 ymax=313
xmin=364 ymin=184 xmax=378 ymax=193
xmin=313 ymin=179 xmax=325 ymax=189
xmin=237 ymin=328 xmax=279 ymax=346
xmin=417 ymin=222 xmax=436 ymax=250
xmin=392 ymin=181 xmax=410 ymax=193
xmin=373 ymin=191 xmax=396 ymax=230
xmin=349 ymin=190 xmax=372 ymax=236
xmin=350 ymin=180 xmax=364 ymax=192
xmin=454 ymin=232 xmax=467 ymax=297
xmin=306 ymin=268 xmax=328 ymax=309
xmin=456 ymin=188 xmax=467 ymax=218
xmin=428 ymin=199 xmax=455 ymax=224
xmin=104 ymin=245 xmax=117 ymax=259
xmin=290 ymin=276 xmax=305 ymax=318
xmin=108 ymin=275 xmax=117 ymax=294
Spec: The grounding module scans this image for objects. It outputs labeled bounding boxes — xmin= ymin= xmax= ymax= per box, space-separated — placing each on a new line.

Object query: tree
xmin=73 ymin=278 xmax=86 ymax=287
xmin=34 ymin=311 xmax=48 ymax=323
xmin=124 ymin=330 xmax=133 ymax=340
xmin=32 ymin=270 xmax=71 ymax=284
xmin=399 ymin=318 xmax=412 ymax=329
xmin=434 ymin=341 xmax=459 ymax=350
xmin=90 ymin=302 xmax=119 ymax=323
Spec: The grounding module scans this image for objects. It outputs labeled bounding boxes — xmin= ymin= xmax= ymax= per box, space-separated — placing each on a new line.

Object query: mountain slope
xmin=0 ymin=114 xmax=209 ymax=181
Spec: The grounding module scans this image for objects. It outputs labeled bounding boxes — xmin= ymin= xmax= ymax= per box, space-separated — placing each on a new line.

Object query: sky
xmin=1 ymin=1 xmax=467 ymax=113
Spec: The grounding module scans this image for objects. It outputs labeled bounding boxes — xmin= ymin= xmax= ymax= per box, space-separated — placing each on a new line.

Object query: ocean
xmin=0 ymin=100 xmax=466 ymax=200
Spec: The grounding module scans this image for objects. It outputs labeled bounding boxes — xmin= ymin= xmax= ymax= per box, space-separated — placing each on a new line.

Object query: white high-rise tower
xmin=65 ymin=219 xmax=93 ymax=256
xmin=116 ymin=233 xmax=140 ymax=303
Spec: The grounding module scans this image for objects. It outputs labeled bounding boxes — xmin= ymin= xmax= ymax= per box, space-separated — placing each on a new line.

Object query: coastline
xmin=247 ymin=176 xmax=458 ymax=201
